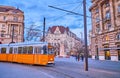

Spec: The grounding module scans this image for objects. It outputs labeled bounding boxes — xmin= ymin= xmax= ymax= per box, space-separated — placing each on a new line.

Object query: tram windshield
xmin=48 ymin=45 xmax=54 ymax=54
xmin=43 ymin=45 xmax=54 ymax=54
xmin=43 ymin=45 xmax=47 ymax=54
xmin=48 ymin=48 xmax=53 ymax=54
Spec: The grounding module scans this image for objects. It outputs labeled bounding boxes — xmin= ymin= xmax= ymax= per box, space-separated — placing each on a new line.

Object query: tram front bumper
xmin=48 ymin=61 xmax=54 ymax=64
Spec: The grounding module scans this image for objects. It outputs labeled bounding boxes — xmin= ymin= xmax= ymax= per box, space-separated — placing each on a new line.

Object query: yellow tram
xmin=0 ymin=42 xmax=54 ymax=65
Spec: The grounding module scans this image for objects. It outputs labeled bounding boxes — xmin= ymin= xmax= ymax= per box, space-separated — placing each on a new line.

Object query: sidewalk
xmin=55 ymin=56 xmax=120 ymax=78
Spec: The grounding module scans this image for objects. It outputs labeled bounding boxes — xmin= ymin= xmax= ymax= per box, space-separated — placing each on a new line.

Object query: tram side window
xmin=14 ymin=48 xmax=18 ymax=54
xmin=34 ymin=47 xmax=41 ymax=54
xmin=1 ymin=48 xmax=6 ymax=53
xmin=28 ymin=46 xmax=33 ymax=54
xmin=38 ymin=47 xmax=42 ymax=54
xmin=18 ymin=47 xmax=22 ymax=54
xmin=9 ymin=47 xmax=13 ymax=54
xmin=34 ymin=47 xmax=37 ymax=54
xmin=23 ymin=47 xmax=27 ymax=54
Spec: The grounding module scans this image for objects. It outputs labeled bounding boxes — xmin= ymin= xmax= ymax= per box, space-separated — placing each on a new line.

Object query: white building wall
xmin=111 ymin=56 xmax=118 ymax=61
xmin=99 ymin=56 xmax=105 ymax=60
xmin=46 ymin=26 xmax=82 ymax=56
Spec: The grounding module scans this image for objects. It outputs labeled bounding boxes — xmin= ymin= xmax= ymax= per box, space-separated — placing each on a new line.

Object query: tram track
xmin=33 ymin=63 xmax=89 ymax=78
xmin=35 ymin=66 xmax=75 ymax=78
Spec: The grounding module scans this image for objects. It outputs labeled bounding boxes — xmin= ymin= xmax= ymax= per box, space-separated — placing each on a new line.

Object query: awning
xmin=99 ymin=47 xmax=120 ymax=50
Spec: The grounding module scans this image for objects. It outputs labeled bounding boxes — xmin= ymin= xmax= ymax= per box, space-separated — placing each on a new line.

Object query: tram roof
xmin=0 ymin=42 xmax=48 ymax=47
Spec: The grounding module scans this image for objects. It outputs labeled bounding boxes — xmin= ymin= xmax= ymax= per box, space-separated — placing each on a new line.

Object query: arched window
xmin=105 ymin=35 xmax=110 ymax=41
xmin=95 ymin=38 xmax=98 ymax=44
xmin=105 ymin=11 xmax=111 ymax=19
xmin=116 ymin=33 xmax=120 ymax=40
xmin=103 ymin=35 xmax=110 ymax=42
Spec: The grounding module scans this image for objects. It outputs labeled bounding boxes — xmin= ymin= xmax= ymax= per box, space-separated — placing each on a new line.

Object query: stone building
xmin=89 ymin=0 xmax=120 ymax=61
xmin=0 ymin=5 xmax=24 ymax=44
xmin=45 ymin=26 xmax=83 ymax=56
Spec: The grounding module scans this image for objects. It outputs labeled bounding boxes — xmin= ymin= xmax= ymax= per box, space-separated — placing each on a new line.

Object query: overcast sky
xmin=0 ymin=0 xmax=92 ymax=41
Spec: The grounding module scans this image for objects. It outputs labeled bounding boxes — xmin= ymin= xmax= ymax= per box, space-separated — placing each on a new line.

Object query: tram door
xmin=34 ymin=47 xmax=42 ymax=64
xmin=34 ymin=47 xmax=39 ymax=64
xmin=13 ymin=47 xmax=18 ymax=62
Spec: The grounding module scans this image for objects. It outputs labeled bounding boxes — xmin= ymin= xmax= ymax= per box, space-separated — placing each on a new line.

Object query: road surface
xmin=0 ymin=57 xmax=120 ymax=78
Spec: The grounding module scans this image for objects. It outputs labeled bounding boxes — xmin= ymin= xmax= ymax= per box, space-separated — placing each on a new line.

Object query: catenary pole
xmin=83 ymin=0 xmax=88 ymax=71
xmin=43 ymin=17 xmax=45 ymax=42
xmin=48 ymin=0 xmax=88 ymax=71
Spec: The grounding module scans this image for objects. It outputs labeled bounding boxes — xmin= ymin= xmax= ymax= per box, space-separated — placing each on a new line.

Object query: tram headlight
xmin=50 ymin=58 xmax=53 ymax=61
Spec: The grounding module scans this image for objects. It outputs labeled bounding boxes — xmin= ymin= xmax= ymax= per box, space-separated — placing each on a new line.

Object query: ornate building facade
xmin=0 ymin=5 xmax=24 ymax=44
xmin=45 ymin=26 xmax=83 ymax=56
xmin=90 ymin=0 xmax=120 ymax=61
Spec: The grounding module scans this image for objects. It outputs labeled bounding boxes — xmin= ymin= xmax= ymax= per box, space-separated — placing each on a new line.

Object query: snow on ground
xmin=55 ymin=56 xmax=84 ymax=64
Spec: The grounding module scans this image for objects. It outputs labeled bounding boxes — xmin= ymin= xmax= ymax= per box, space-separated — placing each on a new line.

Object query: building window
xmin=105 ymin=1 xmax=110 ymax=7
xmin=103 ymin=35 xmax=110 ymax=42
xmin=95 ymin=8 xmax=99 ymax=13
xmin=105 ymin=11 xmax=111 ymax=19
xmin=1 ymin=30 xmax=5 ymax=37
xmin=96 ymin=16 xmax=100 ymax=23
xmin=105 ymin=35 xmax=110 ymax=41
xmin=1 ymin=24 xmax=5 ymax=29
xmin=104 ymin=11 xmax=111 ymax=21
xmin=106 ymin=23 xmax=111 ymax=30
xmin=13 ymin=16 xmax=18 ymax=21
xmin=116 ymin=33 xmax=120 ymax=40
xmin=96 ymin=25 xmax=100 ymax=33
xmin=95 ymin=38 xmax=98 ymax=44
xmin=3 ymin=16 xmax=6 ymax=20
xmin=118 ymin=5 xmax=120 ymax=13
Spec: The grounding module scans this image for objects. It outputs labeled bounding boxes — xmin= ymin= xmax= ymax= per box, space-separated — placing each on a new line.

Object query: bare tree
xmin=25 ymin=24 xmax=42 ymax=41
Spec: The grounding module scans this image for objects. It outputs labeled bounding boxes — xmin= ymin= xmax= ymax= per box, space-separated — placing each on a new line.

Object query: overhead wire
xmin=47 ymin=1 xmax=83 ymax=26
xmin=25 ymin=1 xmax=85 ymax=35
xmin=52 ymin=1 xmax=83 ymax=6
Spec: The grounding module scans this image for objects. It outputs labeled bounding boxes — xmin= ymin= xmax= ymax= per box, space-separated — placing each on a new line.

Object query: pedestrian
xmin=75 ymin=53 xmax=79 ymax=61
xmin=75 ymin=54 xmax=78 ymax=61
xmin=95 ymin=55 xmax=97 ymax=60
xmin=78 ymin=54 xmax=80 ymax=61
xmin=81 ymin=54 xmax=84 ymax=61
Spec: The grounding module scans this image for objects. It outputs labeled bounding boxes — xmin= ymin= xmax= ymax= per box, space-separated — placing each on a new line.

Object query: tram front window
xmin=48 ymin=48 xmax=53 ymax=54
xmin=43 ymin=45 xmax=47 ymax=54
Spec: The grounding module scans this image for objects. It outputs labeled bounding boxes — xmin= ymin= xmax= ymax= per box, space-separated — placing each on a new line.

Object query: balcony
xmin=102 ymin=40 xmax=109 ymax=44
xmin=108 ymin=27 xmax=114 ymax=32
xmin=0 ymin=34 xmax=11 ymax=38
xmin=117 ymin=12 xmax=120 ymax=17
xmin=115 ymin=39 xmax=120 ymax=44
xmin=104 ymin=17 xmax=111 ymax=23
